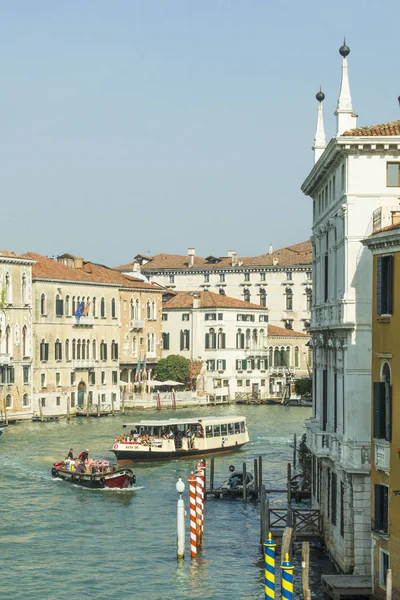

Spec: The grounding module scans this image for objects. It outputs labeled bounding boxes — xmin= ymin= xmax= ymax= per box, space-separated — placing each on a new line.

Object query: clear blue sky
xmin=1 ymin=1 xmax=399 ymax=266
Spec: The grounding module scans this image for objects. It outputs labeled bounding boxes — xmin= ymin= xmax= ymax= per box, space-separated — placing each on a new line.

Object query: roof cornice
xmin=0 ymin=256 xmax=35 ymax=266
xmin=362 ymin=229 xmax=400 ymax=251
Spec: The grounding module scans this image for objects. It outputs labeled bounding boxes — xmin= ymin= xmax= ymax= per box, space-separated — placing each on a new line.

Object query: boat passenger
xmin=66 ymin=448 xmax=74 ymax=460
xmin=78 ymin=449 xmax=89 ymax=463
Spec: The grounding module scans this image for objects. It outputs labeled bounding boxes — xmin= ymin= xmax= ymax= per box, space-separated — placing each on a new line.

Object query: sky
xmin=1 ymin=1 xmax=399 ymax=267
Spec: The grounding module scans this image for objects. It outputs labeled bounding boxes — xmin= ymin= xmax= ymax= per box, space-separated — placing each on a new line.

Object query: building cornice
xmin=362 ymin=230 xmax=400 ymax=252
xmin=145 ymin=265 xmax=312 ymax=276
xmin=0 ymin=257 xmax=35 ymax=266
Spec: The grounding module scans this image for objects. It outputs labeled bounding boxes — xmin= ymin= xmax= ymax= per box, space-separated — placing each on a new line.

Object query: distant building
xmin=115 ymin=241 xmax=312 ymax=332
xmin=302 ymin=40 xmax=400 ymax=574
xmin=0 ymin=251 xmax=34 ymax=420
xmin=363 ymin=217 xmax=400 ymax=599
xmin=161 ymin=290 xmax=309 ymax=401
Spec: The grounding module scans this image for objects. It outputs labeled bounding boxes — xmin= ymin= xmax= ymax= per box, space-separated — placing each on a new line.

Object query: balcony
xmin=0 ymin=354 xmax=11 ymax=365
xmin=245 ymin=348 xmax=269 ymax=356
xmin=73 ymin=317 xmax=94 ymax=327
xmin=71 ymin=359 xmax=96 ymax=370
xmin=130 ymin=319 xmax=145 ymax=330
xmin=374 ymin=440 xmax=390 ymax=473
xmin=372 ymin=206 xmax=400 ymax=233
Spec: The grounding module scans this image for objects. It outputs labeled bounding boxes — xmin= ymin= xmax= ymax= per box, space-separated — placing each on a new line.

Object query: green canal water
xmin=0 ymin=404 xmax=332 ymax=600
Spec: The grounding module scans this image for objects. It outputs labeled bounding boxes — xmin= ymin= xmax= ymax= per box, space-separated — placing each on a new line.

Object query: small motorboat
xmin=0 ymin=422 xmax=8 ymax=436
xmin=215 ymin=465 xmax=257 ymax=498
xmin=51 ymin=459 xmax=136 ymax=489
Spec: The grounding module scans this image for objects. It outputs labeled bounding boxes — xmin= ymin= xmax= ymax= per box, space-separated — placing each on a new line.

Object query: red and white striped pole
xmin=195 ymin=465 xmax=203 ymax=547
xmin=198 ymin=460 xmax=205 ymax=540
xmin=188 ymin=472 xmax=197 ymax=558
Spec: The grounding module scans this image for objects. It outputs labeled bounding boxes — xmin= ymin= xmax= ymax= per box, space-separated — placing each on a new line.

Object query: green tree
xmin=294 ymin=378 xmax=312 ymax=397
xmin=155 ymin=355 xmax=190 ymax=384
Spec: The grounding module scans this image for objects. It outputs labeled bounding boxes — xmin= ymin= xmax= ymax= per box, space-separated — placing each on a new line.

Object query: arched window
xmin=132 ymin=337 xmax=136 ymax=355
xmin=111 ymin=340 xmax=118 ymax=360
xmin=92 ymin=297 xmax=97 ymax=317
xmin=92 ymin=340 xmax=97 ymax=360
xmin=5 ymin=273 xmax=11 ymax=304
xmin=86 ymin=339 xmax=90 ymax=359
xmin=162 ymin=332 xmax=169 ymax=350
xmin=65 ymin=339 xmax=70 ymax=361
xmin=243 ymin=289 xmax=250 ymax=303
xmin=260 ymin=288 xmax=267 ymax=307
xmin=22 ymin=393 xmax=30 ymax=407
xmin=306 ymin=287 xmax=312 ymax=311
xmin=40 ymin=338 xmax=48 ymax=361
xmin=205 ymin=328 xmax=216 ymax=349
xmin=378 ymin=362 xmax=392 ymax=442
xmin=130 ymin=299 xmax=135 ymax=320
xmin=65 ymin=295 xmax=70 ymax=315
xmin=152 ymin=300 xmax=156 ymax=320
xmin=236 ymin=329 xmax=244 ymax=349
xmin=5 ymin=394 xmax=12 ymax=408
xmin=151 ymin=333 xmax=155 ymax=352
xmin=245 ymin=328 xmax=251 ymax=348
xmin=55 ymin=293 xmax=63 ymax=316
xmin=55 ymin=339 xmax=62 ymax=361
xmin=77 ymin=339 xmax=81 ymax=360
xmin=252 ymin=329 xmax=258 ymax=349
xmin=219 ymin=288 xmax=226 ymax=296
xmin=217 ymin=328 xmax=226 ymax=349
xmin=21 ymin=274 xmax=27 ymax=305
xmin=259 ymin=329 xmax=265 ymax=349
xmin=274 ymin=347 xmax=280 ymax=366
xmin=286 ymin=288 xmax=293 ymax=311
xmin=40 ymin=293 xmax=46 ymax=316
xmin=100 ymin=297 xmax=105 ymax=318
xmin=22 ymin=326 xmax=28 ymax=357
xmin=72 ymin=339 xmax=76 ymax=360
xmin=100 ymin=340 xmax=107 ymax=360
xmin=5 ymin=326 xmax=11 ymax=355
xmin=146 ymin=301 xmax=151 ymax=320
xmin=295 ymin=346 xmax=300 ymax=368
xmin=82 ymin=339 xmax=86 ymax=360
xmin=111 ymin=298 xmax=116 ymax=318
xmin=72 ymin=296 xmax=76 ymax=315
xmin=147 ymin=332 xmax=151 ymax=352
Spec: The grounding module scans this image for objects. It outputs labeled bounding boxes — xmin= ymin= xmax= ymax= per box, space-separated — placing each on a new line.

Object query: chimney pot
xmin=269 ymin=244 xmax=273 ymax=255
xmin=188 ymin=248 xmax=195 ymax=268
xmin=73 ymin=257 xmax=83 ymax=269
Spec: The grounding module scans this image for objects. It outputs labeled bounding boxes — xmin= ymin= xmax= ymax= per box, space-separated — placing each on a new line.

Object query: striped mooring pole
xmin=281 ymin=552 xmax=294 ymax=600
xmin=195 ymin=466 xmax=204 ymax=547
xmin=188 ymin=472 xmax=197 ymax=558
xmin=264 ymin=532 xmax=276 ymax=600
xmin=198 ymin=460 xmax=205 ymax=537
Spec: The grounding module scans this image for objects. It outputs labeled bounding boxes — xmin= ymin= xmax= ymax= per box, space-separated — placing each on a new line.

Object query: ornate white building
xmin=161 ymin=290 xmax=309 ymax=401
xmin=115 ymin=241 xmax=312 ymax=332
xmin=302 ymin=41 xmax=400 ymax=574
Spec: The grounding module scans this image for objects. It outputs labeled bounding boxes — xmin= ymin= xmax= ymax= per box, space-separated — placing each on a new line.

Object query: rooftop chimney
xmin=188 ymin=248 xmax=195 ymax=268
xmin=133 ymin=261 xmax=141 ymax=272
xmin=73 ymin=257 xmax=83 ymax=269
xmin=192 ymin=295 xmax=200 ymax=309
xmin=228 ymin=250 xmax=238 ymax=266
xmin=269 ymin=244 xmax=273 ymax=255
xmin=273 ymin=257 xmax=279 ymax=266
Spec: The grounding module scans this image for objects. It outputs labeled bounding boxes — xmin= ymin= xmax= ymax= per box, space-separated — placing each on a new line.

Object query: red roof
xmin=268 ymin=324 xmax=309 ymax=338
xmin=343 ymin=120 xmax=400 ymax=137
xmin=163 ymin=290 xmax=268 ymax=311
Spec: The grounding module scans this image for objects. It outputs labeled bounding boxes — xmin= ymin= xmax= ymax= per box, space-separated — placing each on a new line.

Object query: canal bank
xmin=0 ymin=404 xmax=335 ymax=600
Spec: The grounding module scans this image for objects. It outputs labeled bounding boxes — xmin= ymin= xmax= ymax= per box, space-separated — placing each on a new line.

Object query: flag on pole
xmin=74 ymin=302 xmax=84 ymax=319
xmin=135 ymin=356 xmax=141 ymax=382
xmin=82 ymin=301 xmax=91 ymax=316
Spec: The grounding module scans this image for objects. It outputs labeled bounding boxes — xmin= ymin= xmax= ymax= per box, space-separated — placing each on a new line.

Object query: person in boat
xmin=66 ymin=448 xmax=74 ymax=460
xmin=78 ymin=449 xmax=89 ymax=463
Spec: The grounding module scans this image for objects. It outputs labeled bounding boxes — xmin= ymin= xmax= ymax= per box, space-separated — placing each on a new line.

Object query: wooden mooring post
xmin=210 ymin=455 xmax=215 ymax=491
xmin=3 ymin=398 xmax=8 ymax=425
xmin=281 ymin=526 xmax=293 ymax=562
xmin=254 ymin=458 xmax=258 ymax=490
xmin=287 ymin=462 xmax=292 ymax=503
xmin=258 ymin=455 xmax=263 ymax=494
xmin=67 ymin=395 xmax=71 ymax=420
xmin=242 ymin=462 xmax=247 ymax=501
xmin=302 ymin=541 xmax=311 ymax=600
xmin=293 ymin=433 xmax=297 ymax=471
xmin=97 ymin=394 xmax=101 ymax=418
xmin=260 ymin=487 xmax=270 ymax=545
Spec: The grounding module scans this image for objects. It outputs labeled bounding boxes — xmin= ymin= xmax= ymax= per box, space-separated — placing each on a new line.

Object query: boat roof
xmin=122 ymin=416 xmax=247 ymax=428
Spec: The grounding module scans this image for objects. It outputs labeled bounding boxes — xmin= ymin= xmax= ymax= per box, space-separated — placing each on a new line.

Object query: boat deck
xmin=321 ymin=575 xmax=372 ymax=600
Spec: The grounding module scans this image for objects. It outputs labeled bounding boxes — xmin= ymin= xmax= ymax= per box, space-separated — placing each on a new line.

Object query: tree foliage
xmin=155 ymin=355 xmax=190 ymax=384
xmin=294 ymin=378 xmax=312 ymax=397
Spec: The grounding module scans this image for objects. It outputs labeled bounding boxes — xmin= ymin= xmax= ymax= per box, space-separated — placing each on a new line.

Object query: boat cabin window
xmin=241 ymin=422 xmax=245 ymax=433
xmin=235 ymin=422 xmax=241 ymax=434
xmin=221 ymin=424 xmax=227 ymax=437
xmin=213 ymin=425 xmax=221 ymax=437
xmin=205 ymin=425 xmax=213 ymax=438
xmin=228 ymin=423 xmax=234 ymax=435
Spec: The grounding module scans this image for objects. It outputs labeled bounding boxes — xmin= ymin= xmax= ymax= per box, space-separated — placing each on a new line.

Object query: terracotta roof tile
xmin=371 ymin=222 xmax=400 ymax=235
xmin=163 ymin=290 xmax=268 ymax=311
xmin=268 ymin=324 xmax=309 ymax=338
xmin=0 ymin=250 xmax=34 ymax=261
xmin=115 ymin=241 xmax=312 ymax=272
xmin=22 ymin=252 xmax=161 ymax=291
xmin=343 ymin=120 xmax=400 ymax=137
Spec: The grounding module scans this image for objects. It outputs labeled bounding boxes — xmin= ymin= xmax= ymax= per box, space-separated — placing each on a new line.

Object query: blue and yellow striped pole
xmin=263 ymin=532 xmax=276 ymax=600
xmin=281 ymin=553 xmax=294 ymax=600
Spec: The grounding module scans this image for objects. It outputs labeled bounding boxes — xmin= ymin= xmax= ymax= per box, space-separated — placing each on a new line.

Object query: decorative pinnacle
xmin=316 ymin=86 xmax=325 ymax=102
xmin=339 ymin=37 xmax=350 ymax=57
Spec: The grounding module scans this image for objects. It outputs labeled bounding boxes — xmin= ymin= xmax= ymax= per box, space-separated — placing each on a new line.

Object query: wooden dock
xmin=321 ymin=575 xmax=372 ymax=600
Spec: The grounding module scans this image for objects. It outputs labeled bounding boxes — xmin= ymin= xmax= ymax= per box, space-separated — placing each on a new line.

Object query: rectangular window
xmin=307 ymin=271 xmax=312 ymax=280
xmin=101 ymin=371 xmax=106 ymax=384
xmin=162 ymin=314 xmax=168 ymax=321
xmin=41 ymin=398 xmax=46 ymax=407
xmin=90 ymin=371 xmax=95 ymax=385
xmin=245 ymin=379 xmax=250 ymax=387
xmin=41 ymin=373 xmax=45 ymax=388
xmin=71 ymin=372 xmax=76 ymax=385
xmin=322 ymin=369 xmax=328 ymax=431
xmin=55 ymin=298 xmax=64 ymax=316
xmin=223 ymin=379 xmax=229 ymax=387
xmin=204 ymin=273 xmax=209 ymax=282
xmin=373 ymin=381 xmax=391 ymax=441
xmin=112 ymin=371 xmax=118 ymax=384
xmin=377 ymin=256 xmax=393 ymax=315
xmin=219 ymin=273 xmax=225 ymax=282
xmin=102 ymin=393 xmax=106 ymax=403
xmin=218 ymin=313 xmax=223 ymax=320
xmin=56 ymin=396 xmax=61 ymax=407
xmin=56 ymin=372 xmax=61 ymax=387
xmin=207 ymin=359 xmax=216 ymax=371
xmin=244 ymin=273 xmax=250 ymax=282
xmin=259 ymin=315 xmax=268 ymax=322
xmin=237 ymin=379 xmax=243 ymax=386
xmin=23 ymin=366 xmax=30 ymax=384
xmin=260 ymin=272 xmax=266 ymax=281
xmin=205 ymin=313 xmax=216 ymax=321
xmin=286 ymin=271 xmax=292 ymax=280
xmin=374 ymin=485 xmax=389 ymax=534
xmin=169 ymin=274 xmax=175 ymax=284
xmin=261 ymin=379 xmax=265 ymax=386
xmin=182 ymin=313 xmax=190 ymax=321
xmin=380 ymin=550 xmax=390 ymax=589
xmin=387 ymin=162 xmax=400 ymax=187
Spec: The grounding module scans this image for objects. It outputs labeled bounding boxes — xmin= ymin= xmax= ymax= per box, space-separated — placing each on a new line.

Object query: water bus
xmin=51 ymin=459 xmax=136 ymax=489
xmin=111 ymin=416 xmax=249 ymax=461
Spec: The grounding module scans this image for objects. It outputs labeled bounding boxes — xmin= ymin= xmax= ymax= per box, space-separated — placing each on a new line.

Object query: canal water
xmin=0 ymin=404 xmax=332 ymax=600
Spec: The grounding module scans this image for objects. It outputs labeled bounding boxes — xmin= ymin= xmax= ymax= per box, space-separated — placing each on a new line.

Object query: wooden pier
xmin=321 ymin=575 xmax=372 ymax=600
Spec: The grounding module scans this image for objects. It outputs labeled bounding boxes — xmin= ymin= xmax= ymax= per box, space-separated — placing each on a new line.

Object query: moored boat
xmin=112 ymin=416 xmax=249 ymax=462
xmin=51 ymin=459 xmax=136 ymax=489
xmin=0 ymin=422 xmax=8 ymax=436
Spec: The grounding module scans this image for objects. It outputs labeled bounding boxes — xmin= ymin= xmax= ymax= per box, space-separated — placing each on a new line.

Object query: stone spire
xmin=335 ymin=39 xmax=357 ymax=135
xmin=313 ymin=88 xmax=326 ymax=163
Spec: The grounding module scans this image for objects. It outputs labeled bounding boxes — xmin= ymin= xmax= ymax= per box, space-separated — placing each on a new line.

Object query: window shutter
xmin=187 ymin=331 xmax=190 ymax=350
xmin=59 ymin=345 xmax=62 ymax=361
xmin=387 ymin=255 xmax=393 ymax=314
xmin=383 ymin=486 xmax=389 ymax=533
xmin=222 ymin=333 xmax=226 ymax=349
xmin=56 ymin=298 xmax=64 ymax=316
xmin=115 ymin=343 xmax=119 ymax=359
xmin=104 ymin=344 xmax=108 ymax=360
xmin=166 ymin=334 xmax=169 ymax=350
xmin=377 ymin=257 xmax=383 ymax=314
xmin=10 ymin=367 xmax=15 ymax=384
xmin=205 ymin=334 xmax=209 ymax=349
xmin=45 ymin=343 xmax=49 ymax=361
xmin=373 ymin=382 xmax=386 ymax=439
xmin=386 ymin=384 xmax=392 ymax=442
xmin=223 ymin=360 xmax=226 ymax=370
xmin=180 ymin=331 xmax=184 ymax=351
xmin=251 ymin=359 xmax=255 ymax=370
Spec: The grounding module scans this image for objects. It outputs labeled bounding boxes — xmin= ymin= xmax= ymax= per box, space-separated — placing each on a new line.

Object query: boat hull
xmin=112 ymin=442 xmax=247 ymax=462
xmin=51 ymin=467 xmax=135 ymax=489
